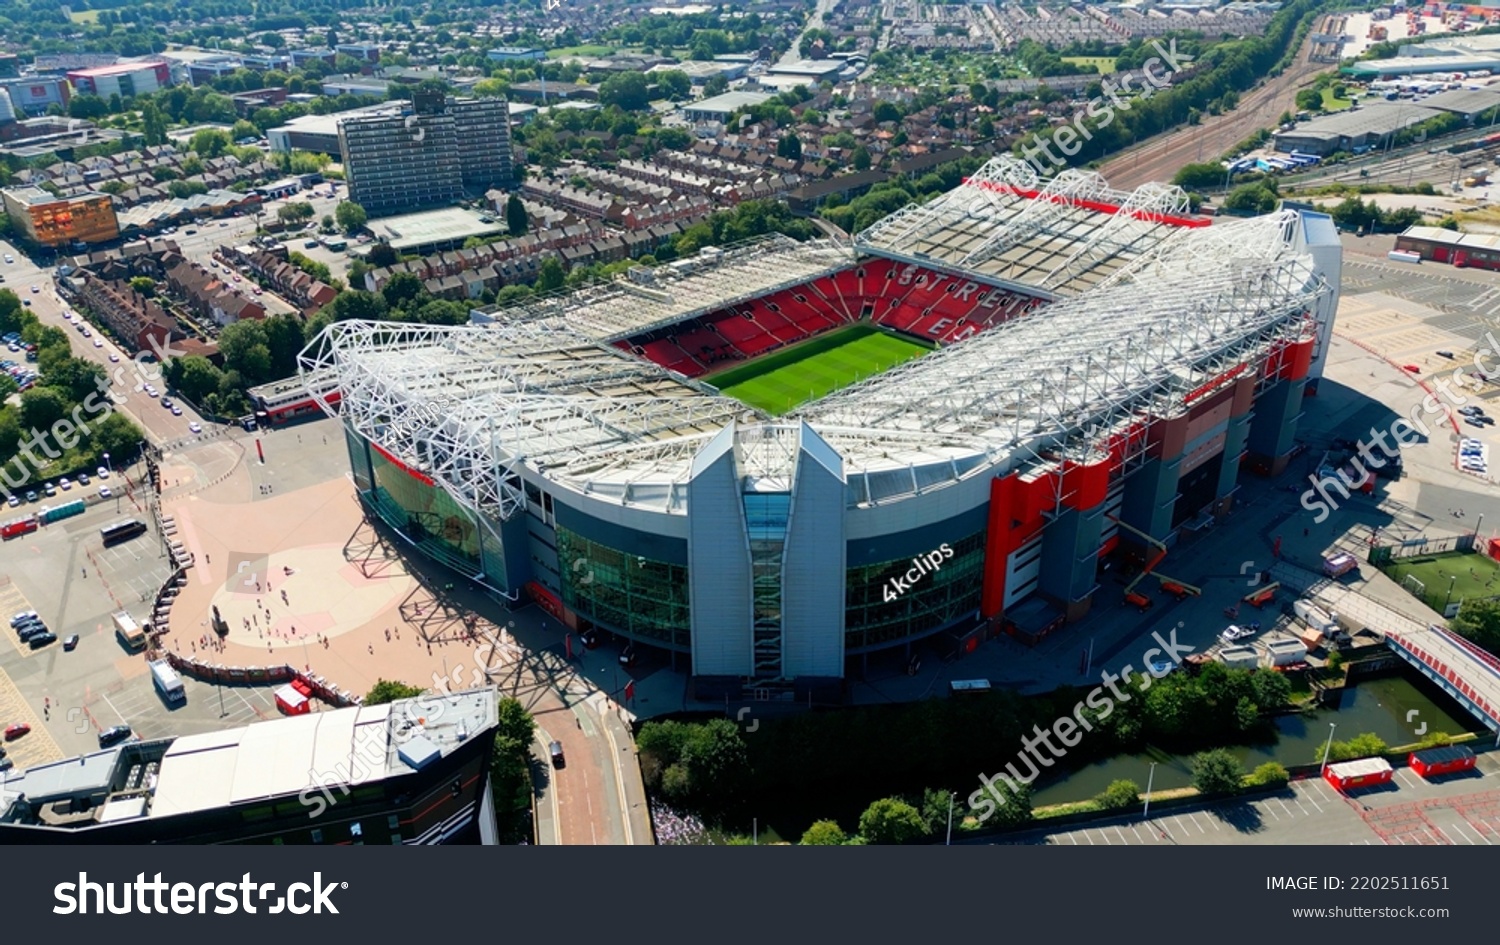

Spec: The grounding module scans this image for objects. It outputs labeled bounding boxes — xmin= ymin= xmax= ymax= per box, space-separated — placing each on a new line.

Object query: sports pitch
xmin=1385 ymin=551 xmax=1500 ymax=606
xmin=708 ymin=325 xmax=932 ymax=415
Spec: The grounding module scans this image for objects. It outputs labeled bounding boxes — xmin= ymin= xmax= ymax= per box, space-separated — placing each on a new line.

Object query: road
xmin=2 ymin=239 xmax=205 ymax=449
xmin=777 ymin=0 xmax=841 ymax=69
xmin=1099 ymin=32 xmax=1326 ymax=190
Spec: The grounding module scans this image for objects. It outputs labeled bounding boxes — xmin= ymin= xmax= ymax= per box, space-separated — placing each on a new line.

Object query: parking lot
xmin=0 ymin=500 xmax=177 ymax=759
xmin=993 ymin=752 xmax=1500 ymax=846
xmin=82 ymin=672 xmax=286 ymax=743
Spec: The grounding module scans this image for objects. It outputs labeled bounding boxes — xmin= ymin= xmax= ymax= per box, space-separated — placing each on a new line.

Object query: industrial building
xmin=1272 ymin=100 xmax=1444 ymax=155
xmin=339 ymin=92 xmax=512 ymax=217
xmin=1394 ymin=223 xmax=1500 ymax=269
xmin=0 ymin=688 xmax=499 ymax=844
xmin=67 ymin=61 xmax=171 ymax=99
xmin=303 ymin=159 xmax=1341 ymax=695
xmin=1 ymin=185 xmax=119 ymax=247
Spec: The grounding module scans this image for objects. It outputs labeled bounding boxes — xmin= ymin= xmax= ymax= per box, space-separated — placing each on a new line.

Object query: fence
xmin=1368 ymin=533 xmax=1475 ymax=567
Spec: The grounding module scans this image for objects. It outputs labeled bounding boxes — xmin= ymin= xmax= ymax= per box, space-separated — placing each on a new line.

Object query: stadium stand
xmin=618 ymin=261 xmax=1049 ymax=377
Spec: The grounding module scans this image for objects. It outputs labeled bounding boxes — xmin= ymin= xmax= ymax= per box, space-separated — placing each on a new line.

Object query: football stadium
xmin=304 ymin=157 xmax=1343 ymax=694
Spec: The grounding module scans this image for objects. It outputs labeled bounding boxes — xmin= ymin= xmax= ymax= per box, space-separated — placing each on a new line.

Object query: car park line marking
xmin=1396 ymin=768 xmax=1423 ymax=789
xmin=1261 ymin=802 xmax=1281 ymax=822
xmin=99 ymin=693 xmax=125 ymax=727
xmin=1445 ymin=820 xmax=1479 ymax=845
xmin=1187 ymin=812 xmax=1206 ymax=834
xmin=1114 ymin=825 xmax=1130 ymax=844
xmin=1300 ymin=786 xmax=1324 ymax=813
xmin=1128 ymin=823 xmax=1145 ymax=842
xmin=1276 ymin=798 xmax=1297 ymax=819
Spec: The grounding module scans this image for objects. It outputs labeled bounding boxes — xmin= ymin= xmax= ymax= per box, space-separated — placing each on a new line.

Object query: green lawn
xmin=709 ymin=325 xmax=932 ymax=415
xmin=1385 ymin=551 xmax=1500 ymax=607
xmin=1320 ymin=87 xmax=1354 ymax=111
xmin=547 ymin=45 xmax=615 ymax=59
xmin=68 ymin=9 xmax=100 ymax=23
xmin=1061 ymin=56 xmax=1116 ymax=75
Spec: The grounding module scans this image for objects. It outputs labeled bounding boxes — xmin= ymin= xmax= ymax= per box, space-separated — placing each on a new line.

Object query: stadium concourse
xmin=302 ymin=156 xmax=1344 ymax=701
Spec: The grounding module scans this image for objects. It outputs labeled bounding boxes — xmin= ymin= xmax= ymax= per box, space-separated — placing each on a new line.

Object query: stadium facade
xmin=305 ymin=159 xmax=1342 ymax=692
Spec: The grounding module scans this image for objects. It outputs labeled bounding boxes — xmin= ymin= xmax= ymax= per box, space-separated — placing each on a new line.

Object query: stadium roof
xmin=854 ymin=158 xmax=1213 ymax=299
xmin=304 ymin=159 xmax=1329 ymax=520
xmin=472 ymin=236 xmax=854 ymax=341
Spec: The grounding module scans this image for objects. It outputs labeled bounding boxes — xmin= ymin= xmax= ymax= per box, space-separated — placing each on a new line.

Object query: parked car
xmin=58 ymin=477 xmax=70 ymax=491
xmin=77 ymin=473 xmax=89 ymax=486
xmin=63 ymin=634 xmax=79 ymax=651
xmin=4 ymin=723 xmax=31 ymax=740
xmin=96 ymin=466 xmax=109 ymax=479
xmin=28 ymin=631 xmax=56 ymax=649
xmin=99 ymin=486 xmax=112 ymax=499
xmin=9 ymin=611 xmax=37 ymax=628
xmin=189 ymin=421 xmax=202 ymax=434
xmin=97 ymin=725 xmax=132 ymax=748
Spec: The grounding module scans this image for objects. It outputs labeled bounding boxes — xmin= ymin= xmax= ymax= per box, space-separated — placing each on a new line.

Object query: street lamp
xmin=1474 ymin=512 xmax=1484 ymax=542
xmin=103 ymin=451 xmax=118 ymax=512
xmin=1444 ymin=574 xmax=1458 ymax=613
xmin=1320 ymin=722 xmax=1337 ymax=774
xmin=1143 ymin=761 xmax=1157 ymax=820
xmin=946 ymin=791 xmax=956 ymax=846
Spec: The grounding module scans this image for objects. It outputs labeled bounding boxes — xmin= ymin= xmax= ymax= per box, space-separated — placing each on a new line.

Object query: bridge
xmin=1271 ymin=562 xmax=1500 ymax=736
xmin=1384 ymin=624 xmax=1500 ymax=736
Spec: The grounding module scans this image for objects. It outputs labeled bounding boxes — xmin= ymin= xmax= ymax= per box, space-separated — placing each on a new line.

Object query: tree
xmin=1249 ymin=762 xmax=1290 ymax=787
xmin=278 ymin=201 xmax=317 ymax=224
xmin=381 ymin=272 xmax=425 ymax=309
xmin=873 ymin=101 xmax=902 ymax=124
xmin=1294 ymin=88 xmax=1322 ymax=112
xmin=335 ymin=200 xmax=367 ymax=233
xmin=1191 ymin=749 xmax=1245 ymax=795
xmin=852 ymin=145 xmax=872 ymax=171
xmin=1325 ymin=733 xmax=1389 ymax=763
xmin=535 ymin=257 xmax=565 ymax=293
xmin=173 ymin=356 xmax=223 ymax=403
xmin=19 ymin=385 xmax=71 ymax=433
xmin=776 ymin=132 xmax=802 ymax=161
xmin=1249 ymin=670 xmax=1292 ymax=713
xmin=364 ymin=679 xmax=424 ymax=705
xmin=490 ymin=696 xmax=536 ymax=842
xmin=599 ymin=72 xmax=652 ymax=111
xmin=857 ymin=797 xmax=927 ymax=845
xmin=128 ymin=276 xmax=156 ymax=298
xmin=89 ymin=412 xmax=143 ymax=460
xmin=329 ymin=289 xmax=388 ymax=322
xmin=800 ymin=820 xmax=848 ymax=845
xmin=1224 ymin=182 xmax=1278 ymax=214
xmin=366 ymin=242 xmax=399 ymax=268
xmin=1173 ymin=162 xmax=1230 ymax=190
xmin=43 ymin=358 xmax=106 ymax=404
xmin=140 ymin=103 xmax=169 ymax=147
xmin=189 ymin=128 xmax=232 ymax=159
xmin=1451 ymin=598 xmax=1500 ymax=653
xmin=656 ymin=69 xmax=691 ymax=100
xmin=1095 ymin=779 xmax=1141 ymax=810
xmin=414 ymin=299 xmax=471 ymax=326
xmin=506 ymin=193 xmax=529 ymax=237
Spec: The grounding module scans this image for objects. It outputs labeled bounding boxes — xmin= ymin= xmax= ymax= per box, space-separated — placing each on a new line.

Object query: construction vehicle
xmin=1244 ymin=581 xmax=1280 ymax=608
xmin=1107 ymin=515 xmax=1201 ymax=609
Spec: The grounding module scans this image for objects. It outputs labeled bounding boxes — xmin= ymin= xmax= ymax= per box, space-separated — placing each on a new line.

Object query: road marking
xmin=1445 ymin=820 xmax=1478 ymax=845
xmin=1113 ymin=825 xmax=1130 ymax=844
xmin=1261 ymin=802 xmax=1281 ymax=821
xmin=1067 ymin=829 xmax=1078 ymax=845
xmin=100 ymin=693 xmax=125 ymax=726
xmin=1300 ymin=785 xmax=1325 ymax=813
xmin=1128 ymin=822 xmax=1144 ymax=842
xmin=1276 ymin=798 xmax=1297 ymax=819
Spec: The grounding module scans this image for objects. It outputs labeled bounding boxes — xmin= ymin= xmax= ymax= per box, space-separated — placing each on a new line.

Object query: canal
xmin=1030 ymin=672 xmax=1484 ymax=807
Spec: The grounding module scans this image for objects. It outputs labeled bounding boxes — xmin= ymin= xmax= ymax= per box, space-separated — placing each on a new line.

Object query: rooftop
xmin=685 ymin=90 xmax=775 ymax=116
xmin=68 ymin=61 xmax=166 ymax=77
xmin=1274 ymin=101 xmax=1444 ymax=140
xmin=365 ymin=207 xmax=508 ymax=253
xmin=0 ymin=689 xmax=497 ymax=827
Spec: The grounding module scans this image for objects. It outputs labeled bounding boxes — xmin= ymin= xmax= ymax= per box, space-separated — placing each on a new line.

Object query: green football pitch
xmin=707 ymin=325 xmax=933 ymax=415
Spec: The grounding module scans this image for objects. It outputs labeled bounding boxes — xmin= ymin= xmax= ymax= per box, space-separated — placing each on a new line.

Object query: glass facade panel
xmin=556 ymin=525 xmax=690 ymax=648
xmin=844 ymin=530 xmax=986 ymax=650
xmin=366 ymin=444 xmax=484 ymax=569
xmin=743 ymin=493 xmax=789 ymax=677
